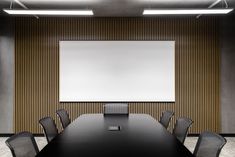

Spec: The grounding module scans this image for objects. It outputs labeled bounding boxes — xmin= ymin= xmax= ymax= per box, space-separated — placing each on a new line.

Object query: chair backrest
xmin=56 ymin=109 xmax=71 ymax=129
xmin=103 ymin=103 xmax=129 ymax=115
xmin=5 ymin=131 xmax=39 ymax=157
xmin=39 ymin=116 xmax=58 ymax=143
xmin=193 ymin=131 xmax=227 ymax=157
xmin=172 ymin=117 xmax=193 ymax=143
xmin=159 ymin=110 xmax=174 ymax=129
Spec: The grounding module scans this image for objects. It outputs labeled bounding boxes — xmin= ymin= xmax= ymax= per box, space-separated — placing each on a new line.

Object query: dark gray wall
xmin=0 ymin=17 xmax=14 ymax=133
xmin=221 ymin=10 xmax=235 ymax=133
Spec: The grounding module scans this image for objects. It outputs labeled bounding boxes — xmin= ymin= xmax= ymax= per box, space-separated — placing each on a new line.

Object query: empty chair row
xmin=159 ymin=110 xmax=193 ymax=143
xmin=5 ymin=131 xmax=226 ymax=157
xmin=4 ymin=107 xmax=227 ymax=157
xmin=39 ymin=109 xmax=71 ymax=143
xmin=103 ymin=104 xmax=193 ymax=144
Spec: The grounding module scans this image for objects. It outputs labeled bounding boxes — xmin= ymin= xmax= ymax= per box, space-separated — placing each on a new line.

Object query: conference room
xmin=0 ymin=0 xmax=235 ymax=157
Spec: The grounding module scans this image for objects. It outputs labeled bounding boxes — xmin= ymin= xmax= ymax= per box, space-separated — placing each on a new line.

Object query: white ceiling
xmin=0 ymin=0 xmax=234 ymax=16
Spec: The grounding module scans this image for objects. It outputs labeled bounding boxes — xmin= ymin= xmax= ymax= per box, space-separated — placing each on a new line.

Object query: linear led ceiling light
xmin=143 ymin=9 xmax=233 ymax=15
xmin=3 ymin=9 xmax=94 ymax=16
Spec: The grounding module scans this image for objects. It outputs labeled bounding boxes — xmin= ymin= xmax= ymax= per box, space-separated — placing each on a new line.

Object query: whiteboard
xmin=59 ymin=41 xmax=175 ymax=102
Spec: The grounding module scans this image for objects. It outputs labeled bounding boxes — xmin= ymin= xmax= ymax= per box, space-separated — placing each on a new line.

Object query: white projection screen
xmin=59 ymin=41 xmax=175 ymax=102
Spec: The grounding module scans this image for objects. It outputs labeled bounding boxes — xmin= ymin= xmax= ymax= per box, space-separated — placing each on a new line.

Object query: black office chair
xmin=172 ymin=117 xmax=193 ymax=143
xmin=193 ymin=131 xmax=227 ymax=157
xmin=56 ymin=109 xmax=71 ymax=129
xmin=39 ymin=116 xmax=58 ymax=143
xmin=159 ymin=110 xmax=174 ymax=129
xmin=103 ymin=103 xmax=129 ymax=115
xmin=5 ymin=131 xmax=39 ymax=157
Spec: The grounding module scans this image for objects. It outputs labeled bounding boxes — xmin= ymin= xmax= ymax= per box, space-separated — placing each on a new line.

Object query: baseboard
xmin=33 ymin=134 xmax=44 ymax=137
xmin=0 ymin=133 xmax=44 ymax=137
xmin=220 ymin=134 xmax=235 ymax=137
xmin=188 ymin=133 xmax=235 ymax=137
xmin=188 ymin=134 xmax=199 ymax=137
xmin=0 ymin=134 xmax=14 ymax=137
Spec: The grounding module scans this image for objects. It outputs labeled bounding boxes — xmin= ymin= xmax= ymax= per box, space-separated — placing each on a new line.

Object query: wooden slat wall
xmin=15 ymin=17 xmax=220 ymax=133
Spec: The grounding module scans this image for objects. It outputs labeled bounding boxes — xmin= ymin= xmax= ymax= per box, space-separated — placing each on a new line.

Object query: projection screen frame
xmin=59 ymin=40 xmax=175 ymax=102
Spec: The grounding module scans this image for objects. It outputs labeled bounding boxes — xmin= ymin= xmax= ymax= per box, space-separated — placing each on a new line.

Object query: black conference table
xmin=37 ymin=114 xmax=194 ymax=157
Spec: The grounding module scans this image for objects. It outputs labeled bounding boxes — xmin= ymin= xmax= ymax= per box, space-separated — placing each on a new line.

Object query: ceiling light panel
xmin=4 ymin=9 xmax=94 ymax=15
xmin=143 ymin=8 xmax=233 ymax=15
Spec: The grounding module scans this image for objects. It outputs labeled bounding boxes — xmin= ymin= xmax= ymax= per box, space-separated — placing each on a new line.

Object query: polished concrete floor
xmin=0 ymin=137 xmax=234 ymax=157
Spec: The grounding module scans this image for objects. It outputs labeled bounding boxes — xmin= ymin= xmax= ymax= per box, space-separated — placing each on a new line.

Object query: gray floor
xmin=0 ymin=137 xmax=234 ymax=157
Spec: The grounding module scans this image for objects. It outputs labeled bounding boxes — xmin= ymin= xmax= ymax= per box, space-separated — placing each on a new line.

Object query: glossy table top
xmin=37 ymin=114 xmax=194 ymax=157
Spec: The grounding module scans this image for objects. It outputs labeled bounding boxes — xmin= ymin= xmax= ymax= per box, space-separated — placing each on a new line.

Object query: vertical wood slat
xmin=15 ymin=17 xmax=220 ymax=133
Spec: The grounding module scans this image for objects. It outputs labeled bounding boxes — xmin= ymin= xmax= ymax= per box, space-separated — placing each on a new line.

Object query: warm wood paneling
xmin=15 ymin=17 xmax=220 ymax=133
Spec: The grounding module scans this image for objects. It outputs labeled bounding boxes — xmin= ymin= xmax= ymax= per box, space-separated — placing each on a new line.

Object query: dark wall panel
xmin=15 ymin=17 xmax=220 ymax=133
xmin=0 ymin=17 xmax=14 ymax=133
xmin=221 ymin=13 xmax=235 ymax=133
